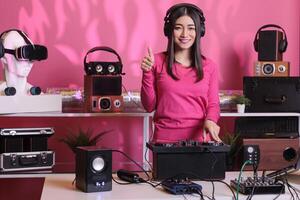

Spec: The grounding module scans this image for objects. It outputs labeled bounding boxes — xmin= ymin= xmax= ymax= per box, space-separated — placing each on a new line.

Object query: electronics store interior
xmin=0 ymin=1 xmax=299 ymax=200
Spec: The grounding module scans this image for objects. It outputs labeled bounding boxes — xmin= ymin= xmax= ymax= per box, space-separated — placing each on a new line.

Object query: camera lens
xmin=262 ymin=63 xmax=275 ymax=75
xmin=99 ymin=98 xmax=111 ymax=110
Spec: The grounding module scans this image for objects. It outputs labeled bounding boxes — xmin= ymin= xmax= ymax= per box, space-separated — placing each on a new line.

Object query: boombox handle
xmin=83 ymin=46 xmax=123 ymax=67
xmin=264 ymin=95 xmax=287 ymax=104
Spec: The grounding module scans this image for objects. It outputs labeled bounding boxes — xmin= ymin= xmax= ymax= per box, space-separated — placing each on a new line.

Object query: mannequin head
xmin=1 ymin=30 xmax=34 ymax=78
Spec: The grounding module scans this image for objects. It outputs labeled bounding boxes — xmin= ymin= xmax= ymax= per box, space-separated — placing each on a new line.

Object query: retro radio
xmin=254 ymin=61 xmax=289 ymax=77
xmin=85 ymin=95 xmax=123 ymax=112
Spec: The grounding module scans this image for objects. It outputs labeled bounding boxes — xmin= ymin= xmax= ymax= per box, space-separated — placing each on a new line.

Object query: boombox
xmin=84 ymin=46 xmax=123 ymax=75
xmin=85 ymin=95 xmax=123 ymax=112
xmin=244 ymin=77 xmax=300 ymax=112
xmin=254 ymin=61 xmax=289 ymax=77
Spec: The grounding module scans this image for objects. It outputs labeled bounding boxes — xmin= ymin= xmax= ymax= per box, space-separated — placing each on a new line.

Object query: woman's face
xmin=173 ymin=15 xmax=196 ymax=50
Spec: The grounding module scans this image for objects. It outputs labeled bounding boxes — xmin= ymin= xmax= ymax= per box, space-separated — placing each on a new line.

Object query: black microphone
xmin=117 ymin=169 xmax=142 ymax=183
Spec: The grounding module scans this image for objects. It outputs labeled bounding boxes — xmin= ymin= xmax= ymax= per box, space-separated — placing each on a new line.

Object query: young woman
xmin=141 ymin=3 xmax=221 ymax=143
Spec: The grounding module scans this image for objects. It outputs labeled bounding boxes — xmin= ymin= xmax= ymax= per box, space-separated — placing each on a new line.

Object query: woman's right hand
xmin=141 ymin=47 xmax=154 ymax=72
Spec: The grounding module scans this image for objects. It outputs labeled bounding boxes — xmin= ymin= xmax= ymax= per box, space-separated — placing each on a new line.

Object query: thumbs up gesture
xmin=141 ymin=47 xmax=155 ymax=72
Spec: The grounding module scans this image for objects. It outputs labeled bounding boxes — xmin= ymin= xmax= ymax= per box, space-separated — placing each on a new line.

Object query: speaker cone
xmin=262 ymin=63 xmax=275 ymax=75
xmin=92 ymin=156 xmax=105 ymax=172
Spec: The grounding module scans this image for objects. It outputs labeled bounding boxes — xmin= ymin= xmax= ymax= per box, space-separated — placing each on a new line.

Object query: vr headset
xmin=0 ymin=29 xmax=48 ymax=61
xmin=84 ymin=46 xmax=123 ymax=75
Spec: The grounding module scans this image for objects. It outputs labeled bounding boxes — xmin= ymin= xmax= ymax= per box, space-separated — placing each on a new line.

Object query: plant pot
xmin=237 ymin=104 xmax=245 ymax=113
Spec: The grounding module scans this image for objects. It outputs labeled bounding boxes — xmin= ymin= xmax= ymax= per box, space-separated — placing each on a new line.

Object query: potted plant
xmin=221 ymin=132 xmax=242 ymax=170
xmin=233 ymin=95 xmax=251 ymax=113
xmin=59 ymin=127 xmax=112 ymax=154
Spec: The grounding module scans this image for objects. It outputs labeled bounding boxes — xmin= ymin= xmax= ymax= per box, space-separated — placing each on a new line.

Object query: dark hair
xmin=165 ymin=6 xmax=204 ymax=82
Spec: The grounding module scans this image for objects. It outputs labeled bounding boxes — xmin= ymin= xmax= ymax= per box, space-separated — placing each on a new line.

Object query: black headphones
xmin=253 ymin=24 xmax=288 ymax=53
xmin=163 ymin=3 xmax=205 ymax=37
xmin=84 ymin=46 xmax=123 ymax=75
xmin=0 ymin=29 xmax=32 ymax=58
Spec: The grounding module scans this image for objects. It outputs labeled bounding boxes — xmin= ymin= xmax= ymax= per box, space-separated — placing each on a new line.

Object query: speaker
xmin=84 ymin=75 xmax=122 ymax=96
xmin=85 ymin=95 xmax=123 ymax=112
xmin=75 ymin=147 xmax=112 ymax=193
xmin=254 ymin=61 xmax=290 ymax=77
xmin=253 ymin=24 xmax=288 ymax=61
xmin=240 ymin=138 xmax=299 ymax=170
xmin=84 ymin=46 xmax=123 ymax=75
xmin=164 ymin=3 xmax=205 ymax=37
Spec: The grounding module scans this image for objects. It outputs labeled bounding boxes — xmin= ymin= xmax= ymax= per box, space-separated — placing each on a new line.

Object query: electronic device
xmin=0 ymin=127 xmax=54 ymax=153
xmin=240 ymin=138 xmax=299 ymax=170
xmin=84 ymin=75 xmax=122 ymax=96
xmin=86 ymin=95 xmax=123 ymax=112
xmin=254 ymin=61 xmax=289 ymax=77
xmin=117 ymin=169 xmax=142 ymax=183
xmin=243 ymin=145 xmax=260 ymax=166
xmin=161 ymin=179 xmax=202 ymax=195
xmin=253 ymin=24 xmax=288 ymax=61
xmin=244 ymin=77 xmax=300 ymax=112
xmin=0 ymin=151 xmax=54 ymax=172
xmin=234 ymin=117 xmax=299 ymax=138
xmin=75 ymin=146 xmax=112 ymax=193
xmin=230 ymin=176 xmax=285 ymax=195
xmin=0 ymin=29 xmax=48 ymax=61
xmin=147 ymin=141 xmax=230 ymax=180
xmin=29 ymin=86 xmax=42 ymax=95
xmin=84 ymin=46 xmax=123 ymax=75
xmin=164 ymin=3 xmax=205 ymax=37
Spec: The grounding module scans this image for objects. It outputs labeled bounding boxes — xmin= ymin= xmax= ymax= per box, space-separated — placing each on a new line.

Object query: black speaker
xmin=253 ymin=24 xmax=288 ymax=61
xmin=75 ymin=146 xmax=112 ymax=193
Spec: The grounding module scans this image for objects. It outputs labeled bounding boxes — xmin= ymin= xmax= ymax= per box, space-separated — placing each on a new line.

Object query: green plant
xmin=221 ymin=132 xmax=242 ymax=170
xmin=233 ymin=95 xmax=251 ymax=106
xmin=59 ymin=127 xmax=112 ymax=153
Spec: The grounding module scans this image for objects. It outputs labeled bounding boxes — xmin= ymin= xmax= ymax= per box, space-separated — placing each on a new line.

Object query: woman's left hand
xmin=204 ymin=120 xmax=222 ymax=142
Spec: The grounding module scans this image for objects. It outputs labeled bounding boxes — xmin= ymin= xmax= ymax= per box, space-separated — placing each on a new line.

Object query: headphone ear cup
xmin=253 ymin=39 xmax=258 ymax=52
xmin=164 ymin=22 xmax=171 ymax=37
xmin=200 ymin=22 xmax=205 ymax=37
xmin=279 ymin=39 xmax=288 ymax=53
xmin=0 ymin=42 xmax=4 ymax=58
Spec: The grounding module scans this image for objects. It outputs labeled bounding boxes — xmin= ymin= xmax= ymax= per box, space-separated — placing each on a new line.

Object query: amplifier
xmin=244 ymin=77 xmax=300 ymax=112
xmin=147 ymin=141 xmax=230 ymax=180
xmin=0 ymin=127 xmax=54 ymax=153
xmin=0 ymin=151 xmax=55 ymax=172
xmin=234 ymin=117 xmax=299 ymax=138
xmin=239 ymin=138 xmax=299 ymax=170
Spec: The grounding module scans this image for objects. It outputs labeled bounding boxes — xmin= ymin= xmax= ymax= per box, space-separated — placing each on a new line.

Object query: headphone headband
xmin=84 ymin=46 xmax=123 ymax=66
xmin=163 ymin=3 xmax=205 ymax=37
xmin=254 ymin=24 xmax=287 ymax=41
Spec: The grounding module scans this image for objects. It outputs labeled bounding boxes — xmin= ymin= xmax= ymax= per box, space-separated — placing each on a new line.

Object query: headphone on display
xmin=84 ymin=46 xmax=123 ymax=75
xmin=253 ymin=24 xmax=288 ymax=53
xmin=163 ymin=3 xmax=206 ymax=37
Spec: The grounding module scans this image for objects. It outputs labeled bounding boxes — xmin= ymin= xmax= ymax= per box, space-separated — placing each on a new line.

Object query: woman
xmin=141 ymin=3 xmax=221 ymax=143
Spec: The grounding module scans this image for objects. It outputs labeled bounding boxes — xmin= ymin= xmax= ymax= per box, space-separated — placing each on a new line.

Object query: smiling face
xmin=173 ymin=15 xmax=196 ymax=51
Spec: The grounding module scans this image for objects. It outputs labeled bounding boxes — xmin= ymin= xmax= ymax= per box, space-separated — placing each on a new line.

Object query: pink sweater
xmin=141 ymin=52 xmax=220 ymax=143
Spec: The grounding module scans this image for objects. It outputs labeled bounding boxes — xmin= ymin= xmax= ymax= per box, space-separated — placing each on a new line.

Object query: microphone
xmin=117 ymin=169 xmax=142 ymax=183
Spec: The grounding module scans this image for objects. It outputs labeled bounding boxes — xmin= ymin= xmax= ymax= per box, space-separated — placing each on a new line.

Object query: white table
xmin=1 ymin=171 xmax=300 ymax=200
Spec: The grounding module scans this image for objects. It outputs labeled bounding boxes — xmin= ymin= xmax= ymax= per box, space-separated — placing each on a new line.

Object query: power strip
xmin=230 ymin=176 xmax=285 ymax=195
xmin=161 ymin=179 xmax=202 ymax=195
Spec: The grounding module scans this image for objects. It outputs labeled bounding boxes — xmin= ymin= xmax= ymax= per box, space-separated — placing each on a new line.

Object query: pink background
xmin=0 ymin=0 xmax=299 ymax=171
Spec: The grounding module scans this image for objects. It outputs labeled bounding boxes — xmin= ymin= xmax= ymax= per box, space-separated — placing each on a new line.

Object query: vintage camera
xmin=254 ymin=61 xmax=289 ymax=77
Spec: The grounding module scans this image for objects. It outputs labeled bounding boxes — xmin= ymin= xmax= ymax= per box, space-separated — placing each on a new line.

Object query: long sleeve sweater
xmin=141 ymin=52 xmax=220 ymax=143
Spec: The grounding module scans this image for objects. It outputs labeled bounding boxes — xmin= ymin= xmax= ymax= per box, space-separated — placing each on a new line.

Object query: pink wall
xmin=0 ymin=0 xmax=299 ymax=90
xmin=0 ymin=0 xmax=299 ymax=171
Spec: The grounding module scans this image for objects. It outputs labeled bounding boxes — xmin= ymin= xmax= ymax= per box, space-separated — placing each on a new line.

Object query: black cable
xmin=286 ymin=179 xmax=300 ymax=200
xmin=112 ymin=149 xmax=151 ymax=181
xmin=210 ymin=181 xmax=215 ymax=200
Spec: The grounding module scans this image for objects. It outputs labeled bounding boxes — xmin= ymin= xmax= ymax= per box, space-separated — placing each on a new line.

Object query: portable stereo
xmin=254 ymin=61 xmax=290 ymax=77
